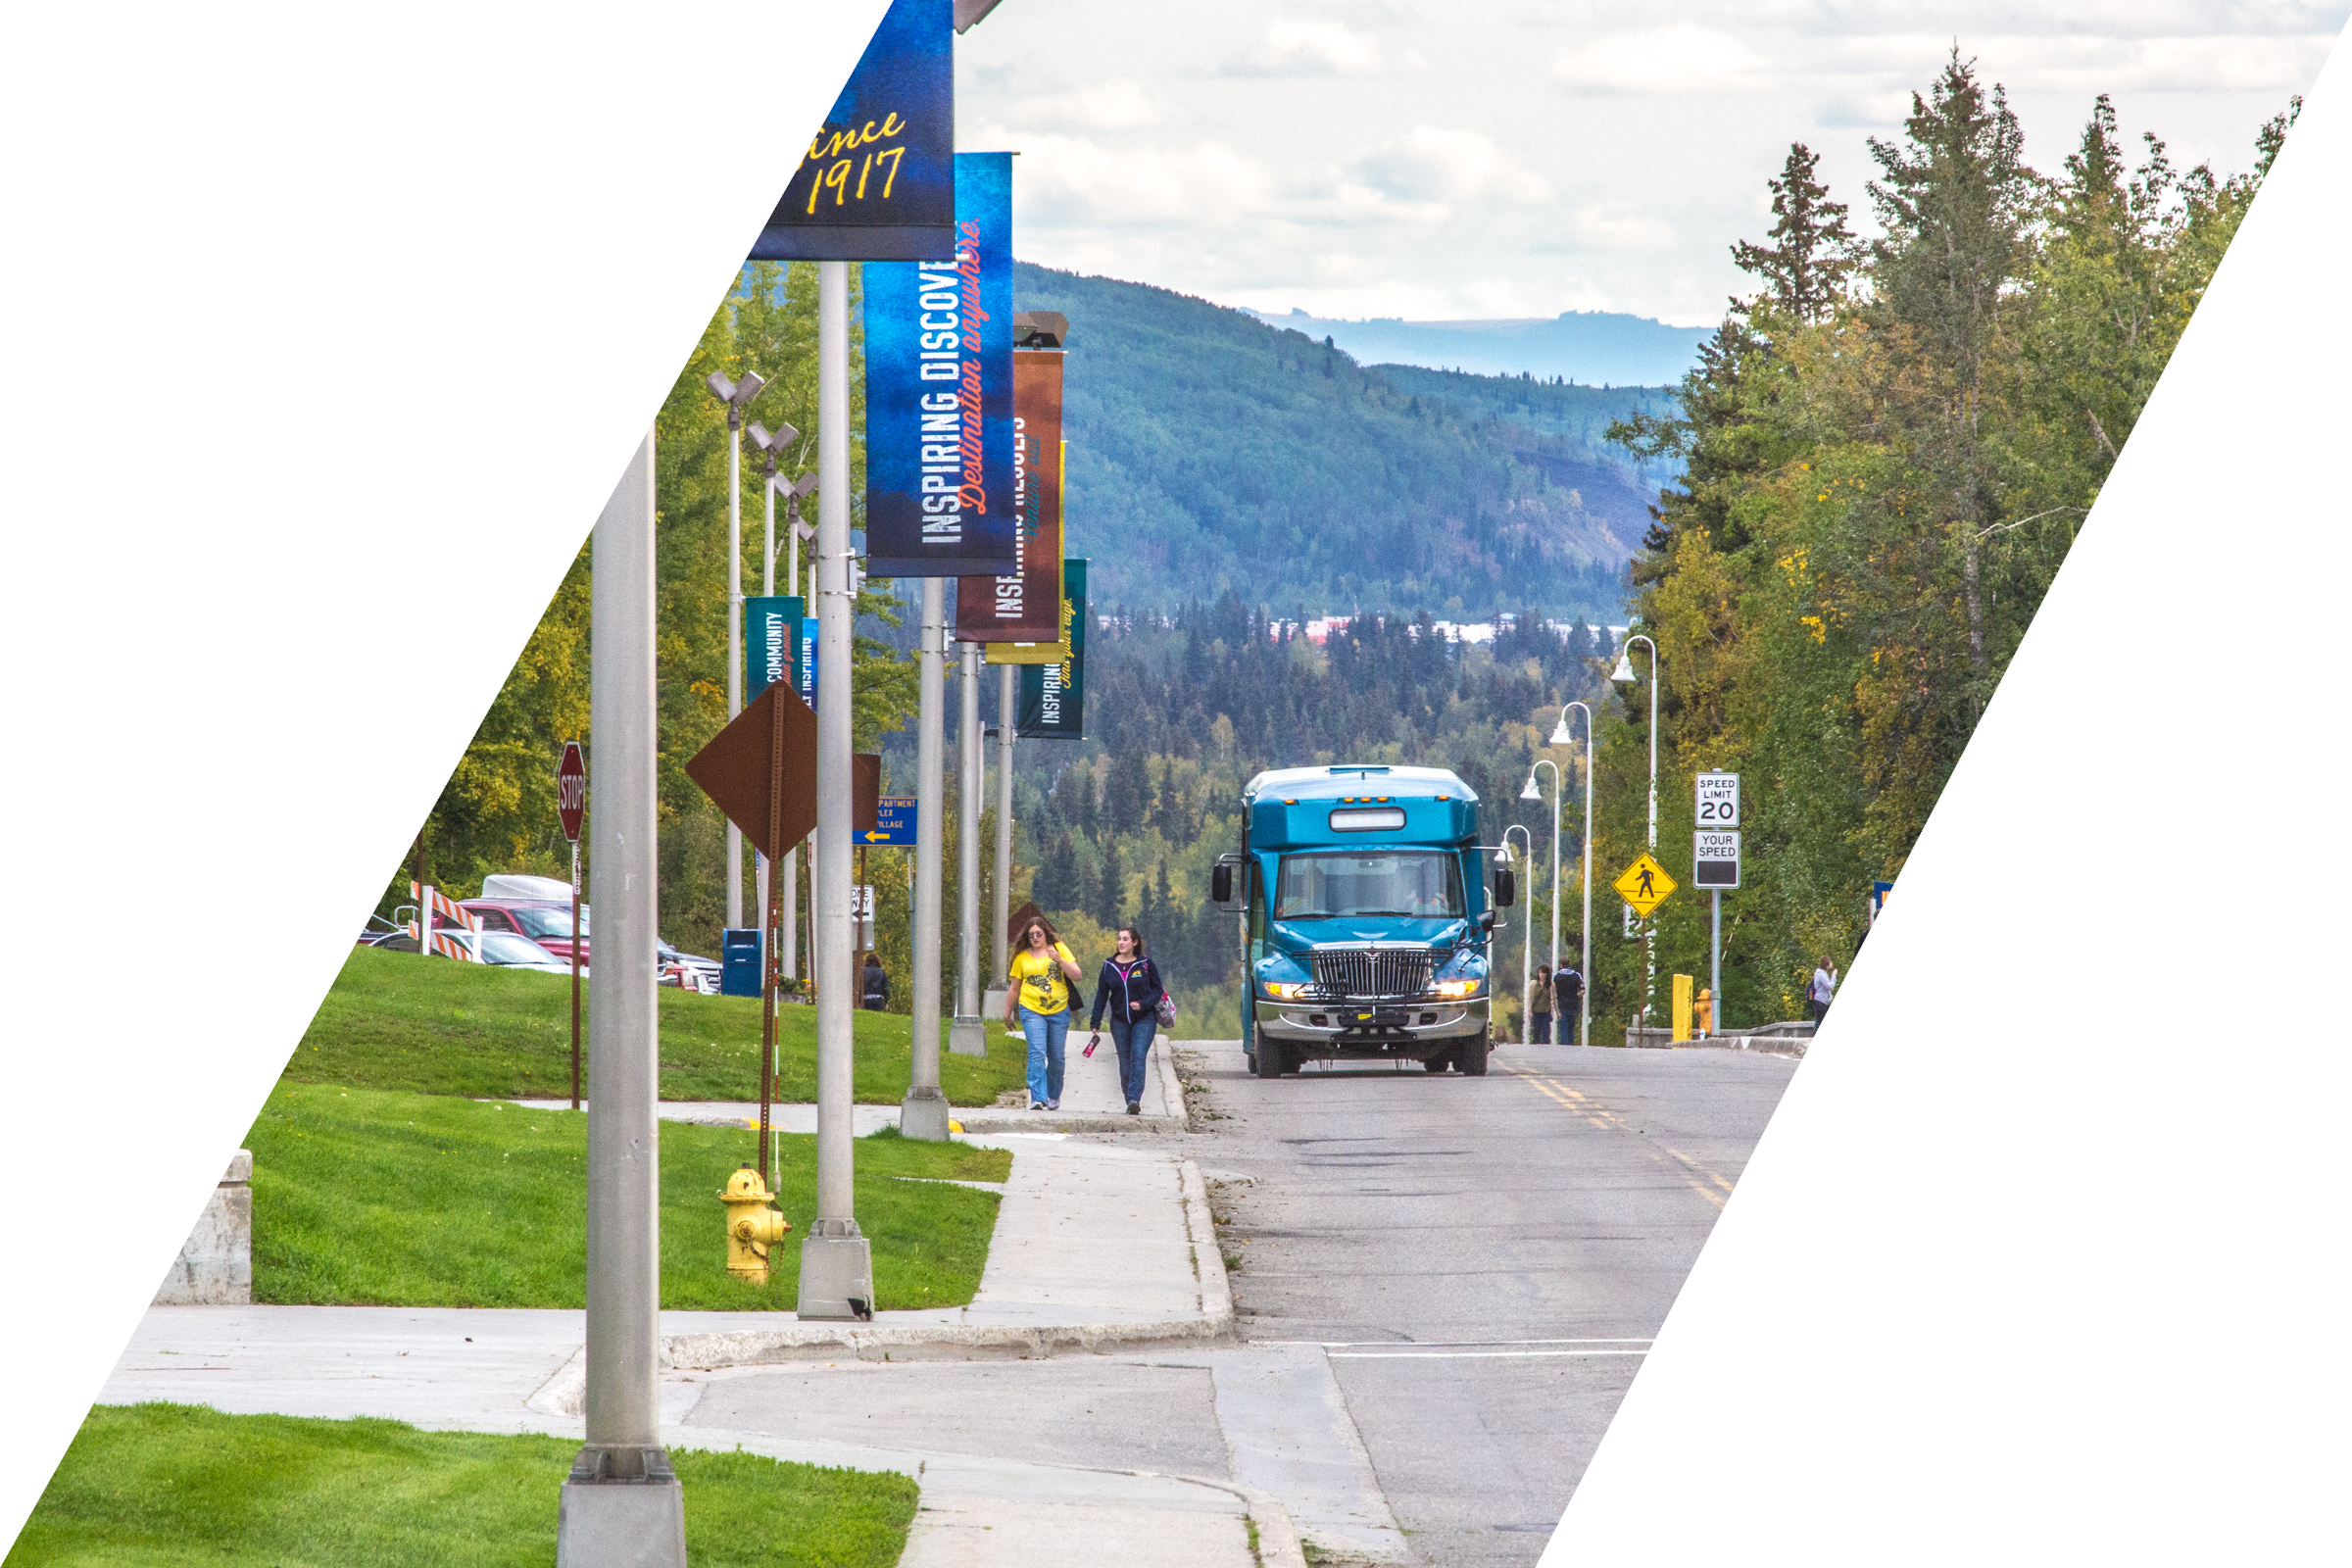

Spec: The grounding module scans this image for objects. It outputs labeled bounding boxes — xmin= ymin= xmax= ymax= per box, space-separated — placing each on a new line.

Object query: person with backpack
xmin=1553 ymin=961 xmax=1584 ymax=1045
xmin=1853 ymin=911 xmax=1909 ymax=1034
xmin=1088 ymin=923 xmax=1167 ymax=1116
xmin=1006 ymin=915 xmax=1084 ymax=1110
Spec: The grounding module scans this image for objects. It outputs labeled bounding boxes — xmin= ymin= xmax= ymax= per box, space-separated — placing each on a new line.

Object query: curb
xmin=527 ymin=1154 xmax=1235 ymax=1413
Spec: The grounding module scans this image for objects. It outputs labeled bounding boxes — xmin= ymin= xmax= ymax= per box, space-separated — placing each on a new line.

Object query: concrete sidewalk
xmin=509 ymin=1023 xmax=1188 ymax=1136
xmin=98 ymin=1130 xmax=1291 ymax=1566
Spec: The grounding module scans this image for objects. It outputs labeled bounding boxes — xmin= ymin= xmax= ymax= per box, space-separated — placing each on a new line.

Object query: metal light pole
xmin=1520 ymin=760 xmax=1560 ymax=1042
xmin=1552 ymin=702 xmax=1593 ymax=1048
xmin=748 ymin=422 xmax=800 ymax=940
xmin=949 ymin=640 xmax=986 ymax=1054
xmin=993 ymin=662 xmax=1015 ymax=987
xmin=779 ymin=502 xmax=815 ymax=982
xmin=902 ymin=577 xmax=953 ymax=1138
xmin=556 ymin=428 xmax=685 ymax=1566
xmin=798 ymin=262 xmax=870 ymax=1320
xmin=706 ymin=368 xmax=767 ymax=933
xmin=1502 ymin=824 xmax=1533 ymax=1043
xmin=1612 ymin=635 xmax=1659 ymax=1036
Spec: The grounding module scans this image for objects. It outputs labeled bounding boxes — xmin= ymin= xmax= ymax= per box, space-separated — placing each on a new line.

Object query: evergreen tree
xmin=1037 ymin=831 xmax=1081 ymax=913
xmin=1094 ymin=835 xmax=1126 ymax=928
xmin=1731 ymin=143 xmax=1855 ymax=323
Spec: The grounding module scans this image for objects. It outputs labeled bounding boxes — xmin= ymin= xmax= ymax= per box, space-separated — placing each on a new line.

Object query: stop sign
xmin=558 ymin=741 xmax=587 ymax=844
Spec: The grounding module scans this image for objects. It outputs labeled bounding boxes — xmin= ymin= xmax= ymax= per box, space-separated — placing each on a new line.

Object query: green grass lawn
xmin=8 ymin=1403 xmax=917 ymax=1568
xmin=248 ymin=1083 xmax=1011 ymax=1311
xmin=1815 ymin=1044 xmax=2352 ymax=1212
xmin=287 ymin=946 xmax=1029 ymax=1104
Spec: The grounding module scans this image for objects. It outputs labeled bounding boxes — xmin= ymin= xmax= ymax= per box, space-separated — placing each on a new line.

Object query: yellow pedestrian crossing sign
xmin=1613 ymin=853 xmax=1676 ymax=917
xmin=1890 ymin=1104 xmax=1966 ymax=1335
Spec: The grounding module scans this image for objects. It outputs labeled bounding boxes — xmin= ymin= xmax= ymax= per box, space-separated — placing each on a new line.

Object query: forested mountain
xmin=1242 ymin=307 xmax=1710 ymax=386
xmin=1013 ymin=263 xmax=1660 ymax=621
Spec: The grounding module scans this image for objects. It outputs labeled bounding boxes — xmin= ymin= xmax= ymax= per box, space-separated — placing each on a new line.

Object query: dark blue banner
xmin=862 ymin=151 xmax=1018 ymax=578
xmin=745 ymin=595 xmax=802 ymax=701
xmin=750 ymin=0 xmax=955 ymax=263
xmin=1017 ymin=559 xmax=1087 ymax=739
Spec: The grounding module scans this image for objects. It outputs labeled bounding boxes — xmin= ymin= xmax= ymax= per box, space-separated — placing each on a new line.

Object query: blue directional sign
xmin=860 ymin=796 xmax=918 ymax=846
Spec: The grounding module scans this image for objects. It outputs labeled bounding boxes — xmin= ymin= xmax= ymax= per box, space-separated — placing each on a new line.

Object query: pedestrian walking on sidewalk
xmin=860 ymin=952 xmax=889 ymax=1011
xmin=1531 ymin=963 xmax=1553 ymax=1044
xmin=1853 ymin=911 xmax=1909 ymax=1034
xmin=1807 ymin=956 xmax=1837 ymax=1027
xmin=1006 ymin=916 xmax=1084 ymax=1109
xmin=1553 ymin=960 xmax=1584 ymax=1044
xmin=1089 ymin=924 xmax=1166 ymax=1116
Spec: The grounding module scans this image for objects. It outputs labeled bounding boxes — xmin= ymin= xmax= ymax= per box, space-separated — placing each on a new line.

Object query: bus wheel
xmin=1456 ymin=1032 xmax=1490 ymax=1077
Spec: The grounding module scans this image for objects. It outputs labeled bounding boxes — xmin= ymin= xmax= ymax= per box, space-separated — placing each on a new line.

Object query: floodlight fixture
xmin=749 ymin=420 xmax=800 ymax=454
xmin=791 ymin=473 xmax=818 ymax=501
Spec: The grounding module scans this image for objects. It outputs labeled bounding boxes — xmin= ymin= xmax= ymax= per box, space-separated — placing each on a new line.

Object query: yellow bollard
xmin=720 ymin=1164 xmax=793 ymax=1286
xmin=1672 ymin=974 xmax=1692 ymax=1043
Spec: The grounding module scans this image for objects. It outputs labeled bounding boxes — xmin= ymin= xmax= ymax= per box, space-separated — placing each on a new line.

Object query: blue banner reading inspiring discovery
xmin=862 ymin=151 xmax=1018 ymax=578
xmin=750 ymin=0 xmax=955 ymax=263
xmin=1018 ymin=559 xmax=1087 ymax=739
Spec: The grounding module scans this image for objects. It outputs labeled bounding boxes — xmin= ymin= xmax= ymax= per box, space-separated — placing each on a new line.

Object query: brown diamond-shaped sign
xmin=684 ymin=681 xmax=818 ymax=861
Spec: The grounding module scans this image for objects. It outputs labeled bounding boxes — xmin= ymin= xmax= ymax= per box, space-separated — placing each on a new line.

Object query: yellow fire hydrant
xmin=721 ymin=1165 xmax=793 ymax=1285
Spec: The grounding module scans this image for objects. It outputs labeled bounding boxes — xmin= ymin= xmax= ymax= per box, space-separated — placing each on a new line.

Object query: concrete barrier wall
xmin=0 ymin=1147 xmax=253 ymax=1306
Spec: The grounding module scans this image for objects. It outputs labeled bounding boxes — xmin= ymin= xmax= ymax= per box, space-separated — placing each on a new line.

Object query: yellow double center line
xmin=1514 ymin=1067 xmax=2324 ymax=1568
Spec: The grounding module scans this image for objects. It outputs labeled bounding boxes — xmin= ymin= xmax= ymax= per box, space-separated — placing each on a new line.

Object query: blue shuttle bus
xmin=1215 ymin=763 xmax=1511 ymax=1078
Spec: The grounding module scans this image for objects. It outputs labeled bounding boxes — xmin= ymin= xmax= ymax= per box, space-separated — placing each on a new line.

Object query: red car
xmin=461 ymin=900 xmax=586 ymax=964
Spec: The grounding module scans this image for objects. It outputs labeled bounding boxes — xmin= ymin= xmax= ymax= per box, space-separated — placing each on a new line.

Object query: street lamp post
xmin=1611 ymin=635 xmax=1659 ymax=1036
xmin=1501 ymin=824 xmax=1533 ymax=1043
xmin=1520 ymin=756 xmax=1562 ymax=984
xmin=1552 ymin=702 xmax=1594 ymax=1048
xmin=747 ymin=422 xmax=800 ymax=939
xmin=705 ymin=368 xmax=767 ymax=934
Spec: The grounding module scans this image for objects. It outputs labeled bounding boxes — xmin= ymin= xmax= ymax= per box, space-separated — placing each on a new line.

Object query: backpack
xmin=1152 ymin=961 xmax=1177 ymax=1028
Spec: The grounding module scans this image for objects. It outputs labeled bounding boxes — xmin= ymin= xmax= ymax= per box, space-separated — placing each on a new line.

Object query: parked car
xmin=376 ymin=926 xmax=583 ymax=973
xmin=461 ymin=899 xmax=587 ymax=963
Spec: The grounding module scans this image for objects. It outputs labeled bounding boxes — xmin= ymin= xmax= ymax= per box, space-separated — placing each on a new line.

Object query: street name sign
xmin=1612 ymin=853 xmax=1676 ymax=918
xmin=558 ymin=742 xmax=587 ymax=844
xmin=1696 ymin=770 xmax=1740 ymax=827
xmin=1890 ymin=1104 xmax=1966 ymax=1335
xmin=1694 ymin=830 xmax=1740 ymax=889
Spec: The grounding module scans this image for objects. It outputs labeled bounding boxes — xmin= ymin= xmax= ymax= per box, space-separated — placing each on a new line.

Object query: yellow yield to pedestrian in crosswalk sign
xmin=1613 ymin=853 xmax=1676 ymax=918
xmin=1882 ymin=1104 xmax=1976 ymax=1353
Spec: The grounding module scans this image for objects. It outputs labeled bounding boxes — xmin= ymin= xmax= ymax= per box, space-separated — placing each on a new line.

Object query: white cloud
xmin=1225 ymin=17 xmax=1385 ymax=76
xmin=1005 ymin=79 xmax=1163 ymax=131
xmin=1553 ymin=24 xmax=1771 ymax=93
xmin=1347 ymin=127 xmax=1554 ymax=207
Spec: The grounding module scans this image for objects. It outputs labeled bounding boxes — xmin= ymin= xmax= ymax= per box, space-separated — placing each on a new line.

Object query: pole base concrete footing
xmin=900 ymin=1086 xmax=954 ymax=1141
xmin=556 ymin=1446 xmax=686 ymax=1568
xmin=948 ymin=1014 xmax=989 ymax=1056
xmin=798 ymin=1229 xmax=875 ymax=1320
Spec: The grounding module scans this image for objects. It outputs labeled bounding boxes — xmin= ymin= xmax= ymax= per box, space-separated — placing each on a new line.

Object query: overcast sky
xmin=954 ymin=1 xmax=2345 ymax=326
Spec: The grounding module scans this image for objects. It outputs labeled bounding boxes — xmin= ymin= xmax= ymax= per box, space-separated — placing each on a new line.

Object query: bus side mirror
xmin=1494 ymin=868 xmax=1516 ymax=908
xmin=1211 ymin=864 xmax=1233 ymax=906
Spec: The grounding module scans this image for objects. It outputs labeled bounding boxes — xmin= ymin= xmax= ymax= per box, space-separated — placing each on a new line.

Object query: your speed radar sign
xmin=1696 ymin=770 xmax=1740 ymax=827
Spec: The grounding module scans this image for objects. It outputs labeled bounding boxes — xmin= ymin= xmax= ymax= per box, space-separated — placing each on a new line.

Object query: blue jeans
xmin=1019 ymin=1005 xmax=1068 ymax=1105
xmin=1108 ymin=1013 xmax=1158 ymax=1104
xmin=1531 ymin=1012 xmax=1552 ymax=1044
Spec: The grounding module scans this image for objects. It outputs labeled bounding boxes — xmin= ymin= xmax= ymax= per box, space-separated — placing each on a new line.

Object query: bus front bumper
xmin=1254 ymin=997 xmax=1489 ymax=1057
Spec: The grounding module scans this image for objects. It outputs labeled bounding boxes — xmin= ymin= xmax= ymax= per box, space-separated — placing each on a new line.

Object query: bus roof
xmin=1242 ymin=764 xmax=1477 ymax=804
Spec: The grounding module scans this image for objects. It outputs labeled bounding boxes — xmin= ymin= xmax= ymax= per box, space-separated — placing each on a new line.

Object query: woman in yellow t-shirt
xmin=1005 ymin=916 xmax=1084 ymax=1110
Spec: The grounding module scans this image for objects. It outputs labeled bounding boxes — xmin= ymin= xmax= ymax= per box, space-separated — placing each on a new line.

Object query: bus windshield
xmin=1274 ymin=851 xmax=1464 ymax=920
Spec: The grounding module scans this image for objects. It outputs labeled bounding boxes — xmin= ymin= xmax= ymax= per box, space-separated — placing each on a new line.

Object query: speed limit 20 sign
xmin=1696 ymin=770 xmax=1740 ymax=827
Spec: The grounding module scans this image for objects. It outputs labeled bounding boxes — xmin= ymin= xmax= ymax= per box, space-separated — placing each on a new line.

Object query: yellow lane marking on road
xmin=1514 ymin=1067 xmax=2324 ymax=1568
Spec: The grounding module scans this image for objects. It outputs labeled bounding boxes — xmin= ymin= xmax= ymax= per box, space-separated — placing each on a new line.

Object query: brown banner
xmin=956 ymin=349 xmax=1062 ymax=642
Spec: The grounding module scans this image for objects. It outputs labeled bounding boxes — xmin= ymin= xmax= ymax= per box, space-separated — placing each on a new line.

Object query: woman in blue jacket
xmin=1088 ymin=924 xmax=1166 ymax=1116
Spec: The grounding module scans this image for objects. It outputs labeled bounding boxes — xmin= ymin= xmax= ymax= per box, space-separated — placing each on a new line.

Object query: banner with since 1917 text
xmin=748 ymin=0 xmax=955 ymax=263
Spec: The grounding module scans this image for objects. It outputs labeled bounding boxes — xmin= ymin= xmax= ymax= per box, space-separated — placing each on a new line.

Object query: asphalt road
xmin=1203 ymin=1044 xmax=2352 ymax=1568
